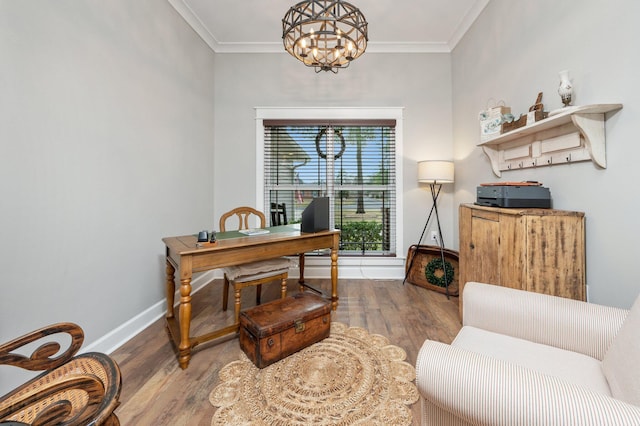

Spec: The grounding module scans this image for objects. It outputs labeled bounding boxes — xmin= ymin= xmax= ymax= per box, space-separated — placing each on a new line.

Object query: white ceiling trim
xmin=211 ymin=41 xmax=453 ymax=54
xmin=448 ymin=0 xmax=489 ymax=49
xmin=168 ymin=0 xmax=220 ymax=50
xmin=168 ymin=0 xmax=489 ymax=54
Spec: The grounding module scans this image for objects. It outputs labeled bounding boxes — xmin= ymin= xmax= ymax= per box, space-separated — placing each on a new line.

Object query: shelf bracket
xmin=572 ymin=113 xmax=606 ymax=168
xmin=481 ymin=146 xmax=502 ymax=177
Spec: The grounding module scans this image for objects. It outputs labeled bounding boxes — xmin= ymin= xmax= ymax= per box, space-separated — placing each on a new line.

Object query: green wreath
xmin=315 ymin=128 xmax=346 ymax=160
xmin=424 ymin=258 xmax=454 ymax=288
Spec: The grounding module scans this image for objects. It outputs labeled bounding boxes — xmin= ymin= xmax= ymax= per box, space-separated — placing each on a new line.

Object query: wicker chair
xmin=220 ymin=207 xmax=295 ymax=325
xmin=0 ymin=323 xmax=121 ymax=426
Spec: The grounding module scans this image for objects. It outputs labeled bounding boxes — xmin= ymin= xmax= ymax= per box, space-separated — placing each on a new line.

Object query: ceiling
xmin=168 ymin=0 xmax=490 ymax=54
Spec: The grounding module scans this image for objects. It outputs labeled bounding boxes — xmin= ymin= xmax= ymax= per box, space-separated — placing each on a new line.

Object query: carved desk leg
xmin=298 ymin=253 xmax=305 ymax=292
xmin=330 ymin=246 xmax=338 ymax=311
xmin=178 ymin=256 xmax=193 ymax=369
xmin=165 ymin=261 xmax=175 ymax=319
xmin=281 ymin=277 xmax=287 ymax=299
xmin=234 ymin=287 xmax=242 ymax=326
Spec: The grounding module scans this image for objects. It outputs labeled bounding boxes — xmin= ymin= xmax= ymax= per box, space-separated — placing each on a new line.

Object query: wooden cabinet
xmin=459 ymin=204 xmax=585 ymax=314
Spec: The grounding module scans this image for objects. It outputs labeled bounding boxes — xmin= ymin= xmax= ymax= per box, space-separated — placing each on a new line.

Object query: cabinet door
xmin=525 ymin=215 xmax=586 ymax=300
xmin=497 ymin=213 xmax=527 ymax=289
xmin=460 ymin=206 xmax=527 ymax=297
xmin=470 ymin=213 xmax=501 ymax=284
xmin=460 ymin=206 xmax=500 ymax=287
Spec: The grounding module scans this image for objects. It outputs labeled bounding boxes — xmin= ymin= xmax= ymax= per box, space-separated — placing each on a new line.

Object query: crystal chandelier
xmin=282 ymin=0 xmax=368 ymax=73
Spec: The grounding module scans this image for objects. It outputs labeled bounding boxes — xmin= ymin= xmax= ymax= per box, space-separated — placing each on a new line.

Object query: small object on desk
xmin=239 ymin=228 xmax=270 ymax=236
xmin=196 ymin=240 xmax=218 ymax=248
xmin=197 ymin=230 xmax=209 ymax=242
xmin=210 ymin=231 xmax=217 ymax=243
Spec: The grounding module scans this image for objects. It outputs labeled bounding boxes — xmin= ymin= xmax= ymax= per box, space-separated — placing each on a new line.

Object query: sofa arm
xmin=416 ymin=340 xmax=640 ymax=426
xmin=462 ymin=282 xmax=628 ymax=360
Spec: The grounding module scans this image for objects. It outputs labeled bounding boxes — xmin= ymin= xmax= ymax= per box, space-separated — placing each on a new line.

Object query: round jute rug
xmin=209 ymin=322 xmax=419 ymax=425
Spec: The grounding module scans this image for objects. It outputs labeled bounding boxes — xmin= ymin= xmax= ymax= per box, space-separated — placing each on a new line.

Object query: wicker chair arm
xmin=416 ymin=340 xmax=640 ymax=425
xmin=0 ymin=352 xmax=121 ymax=426
xmin=0 ymin=375 xmax=105 ymax=422
xmin=0 ymin=323 xmax=84 ymax=372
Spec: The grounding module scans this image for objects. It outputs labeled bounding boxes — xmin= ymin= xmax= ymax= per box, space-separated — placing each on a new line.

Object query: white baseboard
xmin=81 ymin=271 xmax=216 ymax=355
xmin=85 ymin=258 xmax=406 ymax=355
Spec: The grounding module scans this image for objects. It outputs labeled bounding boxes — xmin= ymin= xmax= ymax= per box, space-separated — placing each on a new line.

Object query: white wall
xmin=212 ymin=52 xmax=456 ymax=264
xmin=0 ymin=0 xmax=215 ymax=393
xmin=452 ymin=0 xmax=640 ymax=309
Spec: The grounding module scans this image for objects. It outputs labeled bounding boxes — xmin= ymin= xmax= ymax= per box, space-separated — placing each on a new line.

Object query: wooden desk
xmin=162 ymin=226 xmax=340 ymax=369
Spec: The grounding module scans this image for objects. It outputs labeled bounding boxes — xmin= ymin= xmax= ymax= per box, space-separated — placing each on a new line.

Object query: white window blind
xmin=263 ymin=120 xmax=396 ymax=256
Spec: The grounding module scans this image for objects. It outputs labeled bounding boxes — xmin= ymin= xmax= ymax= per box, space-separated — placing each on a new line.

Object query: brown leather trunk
xmin=239 ymin=292 xmax=331 ymax=368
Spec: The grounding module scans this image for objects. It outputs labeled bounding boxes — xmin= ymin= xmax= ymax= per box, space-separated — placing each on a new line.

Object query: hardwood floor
xmin=111 ymin=278 xmax=462 ymax=425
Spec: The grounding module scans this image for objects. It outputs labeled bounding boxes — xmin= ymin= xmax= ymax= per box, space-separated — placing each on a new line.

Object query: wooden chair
xmin=270 ymin=202 xmax=287 ymax=226
xmin=219 ymin=207 xmax=294 ymax=325
xmin=0 ymin=322 xmax=121 ymax=426
xmin=269 ymin=203 xmax=308 ymax=292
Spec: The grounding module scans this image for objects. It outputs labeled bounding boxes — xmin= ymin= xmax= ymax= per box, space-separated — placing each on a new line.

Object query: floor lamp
xmin=403 ymin=160 xmax=455 ymax=298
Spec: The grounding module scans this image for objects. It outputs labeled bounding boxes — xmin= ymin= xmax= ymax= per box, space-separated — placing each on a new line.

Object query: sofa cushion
xmin=602 ymin=295 xmax=640 ymax=406
xmin=453 ymin=326 xmax=611 ymax=395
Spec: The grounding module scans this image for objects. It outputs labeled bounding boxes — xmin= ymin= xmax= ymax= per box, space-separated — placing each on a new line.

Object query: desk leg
xmin=234 ymin=288 xmax=241 ymax=325
xmin=165 ymin=261 xmax=175 ymax=319
xmin=281 ymin=277 xmax=287 ymax=299
xmin=330 ymin=247 xmax=338 ymax=311
xmin=298 ymin=254 xmax=305 ymax=292
xmin=178 ymin=276 xmax=193 ymax=369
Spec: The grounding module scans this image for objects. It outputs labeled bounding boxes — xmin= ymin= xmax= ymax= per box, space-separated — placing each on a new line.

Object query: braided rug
xmin=209 ymin=322 xmax=419 ymax=425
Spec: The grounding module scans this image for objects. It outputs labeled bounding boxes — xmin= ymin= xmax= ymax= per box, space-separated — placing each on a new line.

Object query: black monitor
xmin=301 ymin=197 xmax=330 ymax=233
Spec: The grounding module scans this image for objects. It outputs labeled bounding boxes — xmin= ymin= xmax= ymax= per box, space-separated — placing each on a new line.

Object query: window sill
xmin=293 ymin=255 xmax=406 ymax=280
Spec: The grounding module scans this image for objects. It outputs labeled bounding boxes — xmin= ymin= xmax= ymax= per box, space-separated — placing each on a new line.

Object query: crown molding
xmin=448 ymin=0 xmax=490 ymax=49
xmin=211 ymin=41 xmax=452 ymax=54
xmin=168 ymin=0 xmax=220 ymax=50
xmin=169 ymin=0 xmax=489 ymax=55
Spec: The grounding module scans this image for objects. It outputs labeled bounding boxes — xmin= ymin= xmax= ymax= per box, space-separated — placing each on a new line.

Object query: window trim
xmin=255 ymin=107 xmax=404 ymax=259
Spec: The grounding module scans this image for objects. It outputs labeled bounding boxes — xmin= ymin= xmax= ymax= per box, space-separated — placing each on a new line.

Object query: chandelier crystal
xmin=282 ymin=0 xmax=368 ymax=73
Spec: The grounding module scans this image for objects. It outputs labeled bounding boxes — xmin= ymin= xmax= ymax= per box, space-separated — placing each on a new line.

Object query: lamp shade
xmin=417 ymin=160 xmax=454 ymax=183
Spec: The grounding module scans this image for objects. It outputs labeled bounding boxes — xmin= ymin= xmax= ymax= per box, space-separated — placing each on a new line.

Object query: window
xmin=263 ymin=119 xmax=396 ymax=256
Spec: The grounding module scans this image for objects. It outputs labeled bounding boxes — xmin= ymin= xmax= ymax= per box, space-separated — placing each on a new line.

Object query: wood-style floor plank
xmin=111 ymin=278 xmax=462 ymax=425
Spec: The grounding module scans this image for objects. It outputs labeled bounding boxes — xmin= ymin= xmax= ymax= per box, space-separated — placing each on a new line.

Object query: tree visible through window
xmin=263 ymin=120 xmax=396 ymax=256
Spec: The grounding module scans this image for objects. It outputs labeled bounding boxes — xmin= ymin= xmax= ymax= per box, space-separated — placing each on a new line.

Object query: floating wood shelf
xmin=478 ymin=104 xmax=623 ymax=177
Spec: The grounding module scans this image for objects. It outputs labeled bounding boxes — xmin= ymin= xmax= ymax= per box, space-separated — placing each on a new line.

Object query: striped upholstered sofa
xmin=416 ymin=281 xmax=640 ymax=425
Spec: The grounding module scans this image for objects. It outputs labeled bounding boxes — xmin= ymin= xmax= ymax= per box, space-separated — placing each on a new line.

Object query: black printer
xmin=476 ymin=183 xmax=551 ymax=208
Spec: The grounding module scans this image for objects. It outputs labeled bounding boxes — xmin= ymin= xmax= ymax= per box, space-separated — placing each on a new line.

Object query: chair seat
xmin=453 ymin=326 xmax=612 ymax=395
xmin=223 ymin=257 xmax=296 ymax=281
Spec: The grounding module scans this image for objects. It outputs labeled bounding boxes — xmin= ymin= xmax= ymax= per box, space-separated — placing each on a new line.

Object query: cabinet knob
xmin=470 ymin=243 xmax=475 ymax=250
